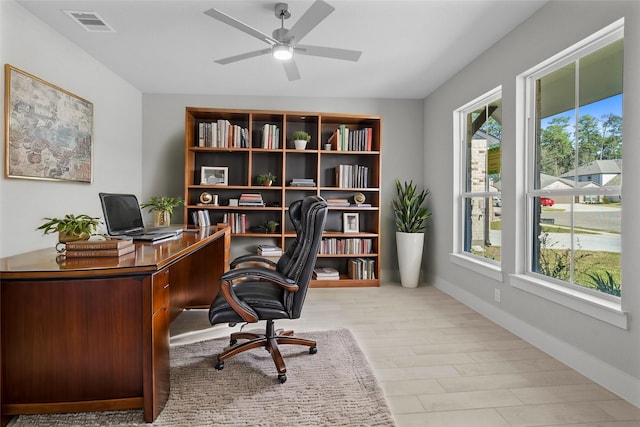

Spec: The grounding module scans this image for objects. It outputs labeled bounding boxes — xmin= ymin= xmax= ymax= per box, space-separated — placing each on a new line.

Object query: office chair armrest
xmin=220 ymin=267 xmax=299 ymax=292
xmin=230 ymin=254 xmax=277 ymax=269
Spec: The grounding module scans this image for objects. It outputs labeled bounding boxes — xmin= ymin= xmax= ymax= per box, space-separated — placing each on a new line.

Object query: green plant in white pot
xmin=291 ymin=130 xmax=311 ymax=150
xmin=392 ymin=179 xmax=431 ymax=287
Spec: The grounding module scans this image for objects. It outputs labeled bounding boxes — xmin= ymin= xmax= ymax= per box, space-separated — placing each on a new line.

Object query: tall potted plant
xmin=392 ymin=179 xmax=431 ymax=287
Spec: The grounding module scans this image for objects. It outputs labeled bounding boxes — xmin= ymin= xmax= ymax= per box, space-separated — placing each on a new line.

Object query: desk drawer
xmin=152 ymin=269 xmax=170 ymax=314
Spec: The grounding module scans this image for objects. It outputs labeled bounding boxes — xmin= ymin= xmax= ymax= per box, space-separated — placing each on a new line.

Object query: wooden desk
xmin=0 ymin=225 xmax=230 ymax=425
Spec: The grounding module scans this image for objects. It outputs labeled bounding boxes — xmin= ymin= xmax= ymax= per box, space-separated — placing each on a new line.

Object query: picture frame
xmin=201 ymin=166 xmax=228 ymax=185
xmin=4 ymin=64 xmax=94 ymax=182
xmin=343 ymin=212 xmax=359 ymax=233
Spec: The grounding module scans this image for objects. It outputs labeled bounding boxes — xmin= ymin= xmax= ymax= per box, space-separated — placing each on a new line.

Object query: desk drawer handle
xmin=163 ymin=283 xmax=170 ymax=289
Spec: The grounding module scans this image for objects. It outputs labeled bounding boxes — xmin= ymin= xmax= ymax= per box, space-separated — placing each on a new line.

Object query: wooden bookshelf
xmin=184 ymin=107 xmax=381 ymax=287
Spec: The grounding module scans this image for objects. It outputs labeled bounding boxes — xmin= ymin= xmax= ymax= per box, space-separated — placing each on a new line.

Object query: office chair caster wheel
xmin=278 ymin=374 xmax=287 ymax=383
xmin=309 ymin=346 xmax=317 ymax=354
xmin=215 ymin=360 xmax=224 ymax=370
xmin=230 ymin=339 xmax=237 ymax=346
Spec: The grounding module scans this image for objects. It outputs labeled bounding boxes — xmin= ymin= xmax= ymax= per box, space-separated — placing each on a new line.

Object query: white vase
xmin=294 ymin=140 xmax=307 ymax=150
xmin=396 ymin=231 xmax=424 ymax=288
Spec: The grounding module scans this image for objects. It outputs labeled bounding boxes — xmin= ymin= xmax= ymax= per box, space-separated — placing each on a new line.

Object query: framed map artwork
xmin=4 ymin=64 xmax=93 ymax=182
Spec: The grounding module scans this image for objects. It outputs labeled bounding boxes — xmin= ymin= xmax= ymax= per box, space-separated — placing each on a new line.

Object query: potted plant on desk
xmin=392 ymin=179 xmax=432 ymax=288
xmin=140 ymin=196 xmax=184 ymax=227
xmin=37 ymin=213 xmax=101 ymax=251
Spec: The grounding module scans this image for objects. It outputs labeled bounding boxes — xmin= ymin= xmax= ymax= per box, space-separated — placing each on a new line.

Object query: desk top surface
xmin=0 ymin=226 xmax=228 ymax=280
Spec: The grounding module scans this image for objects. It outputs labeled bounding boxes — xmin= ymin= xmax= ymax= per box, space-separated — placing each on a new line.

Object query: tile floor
xmin=170 ymin=283 xmax=640 ymax=427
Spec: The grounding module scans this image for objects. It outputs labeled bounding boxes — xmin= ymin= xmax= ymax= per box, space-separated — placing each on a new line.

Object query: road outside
xmin=490 ymin=203 xmax=621 ymax=252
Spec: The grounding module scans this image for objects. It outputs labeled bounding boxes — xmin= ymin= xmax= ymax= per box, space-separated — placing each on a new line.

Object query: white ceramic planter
xmin=294 ymin=140 xmax=307 ymax=150
xmin=396 ymin=231 xmax=424 ymax=288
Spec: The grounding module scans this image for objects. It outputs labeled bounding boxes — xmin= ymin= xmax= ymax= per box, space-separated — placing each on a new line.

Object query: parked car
xmin=540 ymin=197 xmax=555 ymax=206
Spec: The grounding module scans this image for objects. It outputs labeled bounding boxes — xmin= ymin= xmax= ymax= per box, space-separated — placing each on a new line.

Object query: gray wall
xmin=424 ymin=0 xmax=640 ymax=406
xmin=0 ymin=0 xmax=142 ymax=257
xmin=141 ymin=95 xmax=424 ymax=281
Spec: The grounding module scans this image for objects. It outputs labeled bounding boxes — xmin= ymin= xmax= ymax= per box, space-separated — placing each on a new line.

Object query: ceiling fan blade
xmin=282 ymin=59 xmax=301 ymax=81
xmin=215 ymin=48 xmax=271 ymax=65
xmin=288 ymin=0 xmax=335 ymax=43
xmin=204 ymin=8 xmax=278 ymax=45
xmin=295 ymin=44 xmax=362 ymax=62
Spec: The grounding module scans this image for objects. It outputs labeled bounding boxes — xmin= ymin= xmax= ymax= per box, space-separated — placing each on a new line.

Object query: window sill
xmin=510 ymin=274 xmax=628 ymax=329
xmin=450 ymin=253 xmax=503 ymax=282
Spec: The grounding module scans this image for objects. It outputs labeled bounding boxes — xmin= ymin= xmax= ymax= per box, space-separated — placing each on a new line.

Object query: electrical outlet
xmin=494 ymin=288 xmax=501 ymax=303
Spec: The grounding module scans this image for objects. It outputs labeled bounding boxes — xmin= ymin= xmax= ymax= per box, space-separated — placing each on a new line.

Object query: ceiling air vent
xmin=64 ymin=10 xmax=115 ymax=33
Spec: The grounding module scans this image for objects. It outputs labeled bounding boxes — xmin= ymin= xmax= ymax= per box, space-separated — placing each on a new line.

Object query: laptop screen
xmin=99 ymin=193 xmax=145 ymax=235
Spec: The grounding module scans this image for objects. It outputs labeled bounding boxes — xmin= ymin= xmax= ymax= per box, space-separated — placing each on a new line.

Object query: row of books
xmin=313 ymin=267 xmax=340 ymax=281
xmin=222 ymin=212 xmax=247 ymax=233
xmin=239 ymin=193 xmax=265 ymax=206
xmin=257 ymin=244 xmax=282 ymax=256
xmin=261 ymin=124 xmax=281 ymax=149
xmin=64 ymin=238 xmax=135 ymax=258
xmin=191 ymin=209 xmax=212 ymax=227
xmin=198 ymin=120 xmax=249 ymax=148
xmin=319 ymin=238 xmax=374 ymax=255
xmin=348 ymin=258 xmax=376 ymax=280
xmin=335 ymin=164 xmax=369 ymax=188
xmin=327 ymin=125 xmax=373 ymax=152
xmin=289 ymin=178 xmax=316 ymax=187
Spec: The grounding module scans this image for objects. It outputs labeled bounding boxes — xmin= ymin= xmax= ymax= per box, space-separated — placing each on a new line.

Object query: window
xmin=525 ymin=24 xmax=623 ymax=299
xmin=454 ymin=88 xmax=502 ymax=269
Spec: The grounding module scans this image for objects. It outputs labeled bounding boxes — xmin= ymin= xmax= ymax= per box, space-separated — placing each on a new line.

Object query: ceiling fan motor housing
xmin=272 ymin=27 xmax=292 ymax=43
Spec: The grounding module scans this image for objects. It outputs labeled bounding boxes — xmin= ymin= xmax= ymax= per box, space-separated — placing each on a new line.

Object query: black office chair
xmin=209 ymin=195 xmax=328 ymax=383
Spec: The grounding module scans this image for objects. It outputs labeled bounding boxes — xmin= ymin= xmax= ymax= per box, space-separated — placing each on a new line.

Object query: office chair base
xmin=214 ymin=320 xmax=317 ymax=383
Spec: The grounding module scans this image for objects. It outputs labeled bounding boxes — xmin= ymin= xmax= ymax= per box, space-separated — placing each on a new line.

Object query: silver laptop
xmin=99 ymin=193 xmax=182 ymax=242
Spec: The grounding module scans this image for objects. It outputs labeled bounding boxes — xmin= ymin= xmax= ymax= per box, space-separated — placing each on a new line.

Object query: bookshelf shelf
xmin=184 ymin=107 xmax=381 ymax=287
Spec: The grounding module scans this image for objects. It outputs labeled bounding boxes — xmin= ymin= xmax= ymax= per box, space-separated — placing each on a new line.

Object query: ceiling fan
xmin=203 ymin=0 xmax=362 ymax=81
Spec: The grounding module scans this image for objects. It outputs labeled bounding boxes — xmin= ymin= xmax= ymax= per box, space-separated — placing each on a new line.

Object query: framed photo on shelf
xmin=343 ymin=212 xmax=359 ymax=233
xmin=5 ymin=64 xmax=93 ymax=182
xmin=201 ymin=166 xmax=228 ymax=185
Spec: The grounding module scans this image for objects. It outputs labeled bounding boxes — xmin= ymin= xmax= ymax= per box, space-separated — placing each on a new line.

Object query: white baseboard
xmin=432 ymin=276 xmax=640 ymax=408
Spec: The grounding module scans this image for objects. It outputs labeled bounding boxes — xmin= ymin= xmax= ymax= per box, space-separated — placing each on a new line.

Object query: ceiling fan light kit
xmin=272 ymin=44 xmax=293 ymax=60
xmin=204 ymin=0 xmax=362 ymax=81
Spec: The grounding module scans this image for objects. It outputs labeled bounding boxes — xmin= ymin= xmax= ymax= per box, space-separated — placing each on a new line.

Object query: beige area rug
xmin=12 ymin=329 xmax=395 ymax=426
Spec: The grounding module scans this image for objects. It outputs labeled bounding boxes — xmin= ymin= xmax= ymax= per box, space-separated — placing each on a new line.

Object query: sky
xmin=542 ymin=93 xmax=623 ymax=128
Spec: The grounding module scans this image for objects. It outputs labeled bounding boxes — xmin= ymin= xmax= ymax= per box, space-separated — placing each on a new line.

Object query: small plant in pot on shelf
xmin=140 ymin=196 xmax=184 ymax=227
xmin=257 ymin=172 xmax=277 ymax=186
xmin=37 ymin=214 xmax=101 ymax=250
xmin=265 ymin=220 xmax=279 ymax=233
xmin=291 ymin=130 xmax=311 ymax=150
xmin=392 ymin=179 xmax=432 ymax=288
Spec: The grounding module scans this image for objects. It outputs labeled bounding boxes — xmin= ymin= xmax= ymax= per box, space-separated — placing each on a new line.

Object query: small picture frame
xmin=201 ymin=166 xmax=228 ymax=185
xmin=343 ymin=213 xmax=359 ymax=233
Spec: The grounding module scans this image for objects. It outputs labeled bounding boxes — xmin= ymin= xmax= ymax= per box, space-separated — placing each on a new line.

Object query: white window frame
xmin=451 ymin=87 xmax=503 ymax=281
xmin=512 ymin=19 xmax=627 ymax=329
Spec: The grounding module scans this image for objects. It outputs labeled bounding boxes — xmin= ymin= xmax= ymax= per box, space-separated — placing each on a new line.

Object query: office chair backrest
xmin=276 ymin=199 xmax=303 ymax=274
xmin=282 ymin=195 xmax=327 ymax=319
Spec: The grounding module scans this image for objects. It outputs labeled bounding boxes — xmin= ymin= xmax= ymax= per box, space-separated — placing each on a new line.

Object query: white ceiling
xmin=16 ymin=0 xmax=547 ymax=99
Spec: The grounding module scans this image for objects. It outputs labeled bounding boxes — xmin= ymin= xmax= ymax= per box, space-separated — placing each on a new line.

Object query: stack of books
xmin=326 ymin=198 xmax=350 ymax=207
xmin=313 ymin=267 xmax=340 ymax=281
xmin=65 ymin=239 xmax=135 ymax=258
xmin=289 ymin=178 xmax=316 ymax=187
xmin=239 ymin=193 xmax=265 ymax=206
xmin=257 ymin=244 xmax=282 ymax=256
